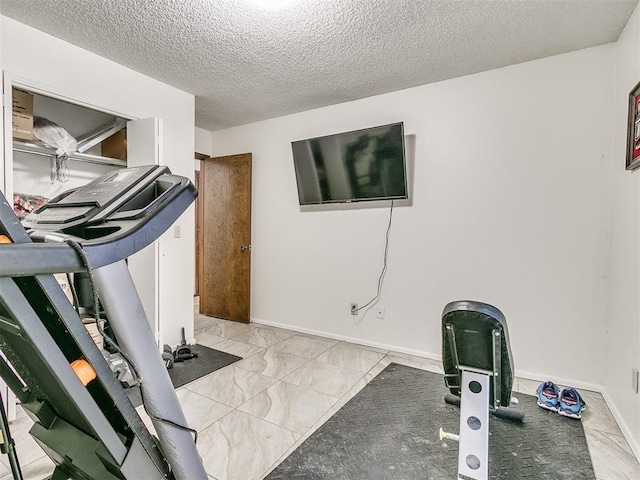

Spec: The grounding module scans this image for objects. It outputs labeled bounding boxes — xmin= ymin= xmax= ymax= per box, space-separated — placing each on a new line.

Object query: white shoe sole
xmin=558 ymin=409 xmax=583 ymax=419
xmin=536 ymin=401 xmax=558 ymax=412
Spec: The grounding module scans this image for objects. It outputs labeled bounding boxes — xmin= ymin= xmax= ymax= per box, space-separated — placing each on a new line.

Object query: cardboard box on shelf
xmin=84 ymin=321 xmax=104 ymax=350
xmin=12 ymin=88 xmax=33 ymax=141
xmin=101 ymin=129 xmax=127 ymax=161
xmin=53 ymin=273 xmax=74 ymax=303
xmin=52 ymin=273 xmax=104 ymax=349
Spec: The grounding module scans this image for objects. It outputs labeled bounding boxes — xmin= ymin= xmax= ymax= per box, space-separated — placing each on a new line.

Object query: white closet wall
xmin=1 ymin=16 xmax=196 ymax=347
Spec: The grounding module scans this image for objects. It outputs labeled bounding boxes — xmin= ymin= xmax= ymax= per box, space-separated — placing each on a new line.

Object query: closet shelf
xmin=13 ymin=140 xmax=126 ymax=167
xmin=76 ymin=119 xmax=127 ymax=154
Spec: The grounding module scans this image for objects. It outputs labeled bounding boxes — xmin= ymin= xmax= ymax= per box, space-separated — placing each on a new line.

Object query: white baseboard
xmin=515 ymin=369 xmax=603 ymax=394
xmin=250 ymin=316 xmax=640 ymax=463
xmin=600 ymin=389 xmax=640 ymax=461
xmin=251 ymin=316 xmax=442 ymax=362
xmin=167 ymin=338 xmax=197 ymax=351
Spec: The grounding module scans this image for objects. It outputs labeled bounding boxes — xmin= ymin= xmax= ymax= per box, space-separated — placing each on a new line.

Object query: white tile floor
xmin=1 ymin=310 xmax=639 ymax=480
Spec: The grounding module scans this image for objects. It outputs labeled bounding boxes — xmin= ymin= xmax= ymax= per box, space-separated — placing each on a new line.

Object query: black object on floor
xmin=127 ymin=344 xmax=240 ymax=407
xmin=267 ymin=363 xmax=595 ymax=480
xmin=173 ymin=327 xmax=198 ymax=362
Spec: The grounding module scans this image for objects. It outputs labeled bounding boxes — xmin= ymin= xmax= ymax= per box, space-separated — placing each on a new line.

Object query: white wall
xmin=13 ymin=152 xmax=116 ymax=199
xmin=606 ymin=3 xmax=640 ymax=458
xmin=194 ymin=126 xmax=213 ymax=172
xmin=195 ymin=127 xmax=213 ymax=157
xmin=211 ymin=45 xmax=616 ymax=391
xmin=1 ymin=16 xmax=196 ymax=347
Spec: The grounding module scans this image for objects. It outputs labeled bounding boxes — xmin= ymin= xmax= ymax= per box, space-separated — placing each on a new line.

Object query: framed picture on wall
xmin=626 ymin=80 xmax=640 ymax=170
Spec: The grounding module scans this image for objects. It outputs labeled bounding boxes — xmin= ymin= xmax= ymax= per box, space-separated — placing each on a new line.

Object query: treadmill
xmin=0 ymin=165 xmax=207 ymax=480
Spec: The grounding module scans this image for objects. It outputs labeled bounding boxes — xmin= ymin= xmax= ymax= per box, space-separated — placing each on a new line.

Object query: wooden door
xmin=200 ymin=153 xmax=252 ymax=323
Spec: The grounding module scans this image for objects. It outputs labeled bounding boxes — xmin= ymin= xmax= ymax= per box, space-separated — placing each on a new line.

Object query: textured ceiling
xmin=0 ymin=0 xmax=637 ymax=131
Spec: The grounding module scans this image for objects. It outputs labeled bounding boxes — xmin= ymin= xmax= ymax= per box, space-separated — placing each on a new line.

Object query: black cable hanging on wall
xmin=353 ymin=199 xmax=394 ymax=314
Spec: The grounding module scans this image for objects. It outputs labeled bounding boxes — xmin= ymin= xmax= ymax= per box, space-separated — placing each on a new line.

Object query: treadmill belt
xmin=267 ymin=363 xmax=595 ymax=479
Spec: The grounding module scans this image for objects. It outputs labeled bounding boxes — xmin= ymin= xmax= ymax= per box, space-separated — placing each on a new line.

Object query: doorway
xmin=198 ymin=153 xmax=252 ymax=323
xmin=194 ymin=152 xmax=207 ymax=297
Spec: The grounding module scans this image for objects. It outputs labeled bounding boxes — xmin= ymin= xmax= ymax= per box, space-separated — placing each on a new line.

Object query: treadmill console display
xmin=25 ymin=165 xmax=162 ymax=227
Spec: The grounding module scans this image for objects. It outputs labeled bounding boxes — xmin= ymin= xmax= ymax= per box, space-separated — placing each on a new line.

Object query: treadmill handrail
xmin=0 ymin=175 xmax=196 ymax=276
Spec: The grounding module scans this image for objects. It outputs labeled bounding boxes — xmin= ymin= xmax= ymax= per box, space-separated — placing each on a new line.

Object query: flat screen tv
xmin=291 ymin=122 xmax=407 ymax=205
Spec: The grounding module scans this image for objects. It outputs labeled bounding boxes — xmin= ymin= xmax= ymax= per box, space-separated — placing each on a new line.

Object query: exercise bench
xmin=438 ymin=300 xmax=523 ymax=480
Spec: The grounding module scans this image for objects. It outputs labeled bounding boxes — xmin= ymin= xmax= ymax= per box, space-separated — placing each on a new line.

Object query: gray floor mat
xmin=127 ymin=344 xmax=240 ymax=407
xmin=267 ymin=363 xmax=594 ymax=479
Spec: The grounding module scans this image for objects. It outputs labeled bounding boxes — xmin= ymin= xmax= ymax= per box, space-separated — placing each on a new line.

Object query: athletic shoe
xmin=536 ymin=381 xmax=560 ymax=412
xmin=558 ymin=388 xmax=586 ymax=419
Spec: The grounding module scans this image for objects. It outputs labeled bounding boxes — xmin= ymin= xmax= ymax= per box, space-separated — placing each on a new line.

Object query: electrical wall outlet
xmin=376 ymin=307 xmax=386 ymax=319
xmin=350 ymin=303 xmax=358 ymax=315
xmin=632 ymin=368 xmax=639 ymax=393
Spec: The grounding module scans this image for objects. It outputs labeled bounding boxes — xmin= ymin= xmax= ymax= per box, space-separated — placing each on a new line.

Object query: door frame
xmin=2 ymin=73 xmax=161 ymax=341
xmin=3 ymin=71 xmax=141 ymax=196
xmin=194 ymin=152 xmax=208 ymax=298
xmin=199 ymin=153 xmax=252 ymax=323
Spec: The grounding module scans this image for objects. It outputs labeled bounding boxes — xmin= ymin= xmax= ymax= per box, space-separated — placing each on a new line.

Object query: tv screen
xmin=291 ymin=122 xmax=407 ymax=205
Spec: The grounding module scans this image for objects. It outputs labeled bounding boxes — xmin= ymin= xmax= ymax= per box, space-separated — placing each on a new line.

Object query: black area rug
xmin=127 ymin=344 xmax=240 ymax=407
xmin=267 ymin=363 xmax=595 ymax=480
